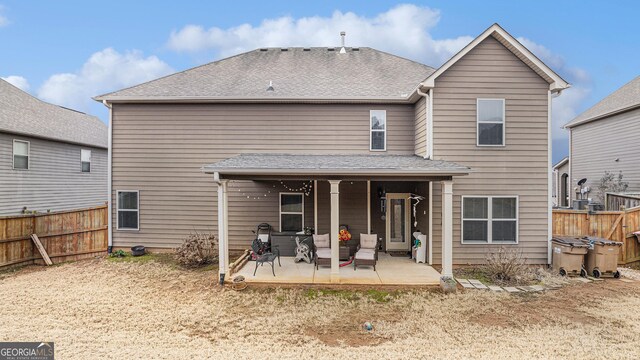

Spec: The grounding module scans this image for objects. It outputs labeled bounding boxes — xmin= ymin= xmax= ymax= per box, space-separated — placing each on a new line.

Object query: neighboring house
xmin=95 ymin=23 xmax=569 ymax=283
xmin=0 ymin=79 xmax=108 ymax=215
xmin=564 ymin=76 xmax=640 ymax=204
xmin=552 ymin=157 xmax=569 ymax=207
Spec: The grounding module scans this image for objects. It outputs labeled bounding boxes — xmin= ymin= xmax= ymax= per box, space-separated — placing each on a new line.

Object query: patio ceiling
xmin=202 ymin=153 xmax=470 ymax=180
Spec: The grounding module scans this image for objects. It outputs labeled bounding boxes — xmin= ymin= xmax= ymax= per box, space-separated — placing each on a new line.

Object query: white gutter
xmin=202 ymin=168 xmax=470 ymax=176
xmin=103 ymin=100 xmax=113 ymax=253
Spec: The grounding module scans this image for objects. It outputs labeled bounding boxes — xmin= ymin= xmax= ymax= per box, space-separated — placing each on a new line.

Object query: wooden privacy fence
xmin=606 ymin=192 xmax=640 ymax=211
xmin=0 ymin=205 xmax=108 ymax=268
xmin=552 ymin=206 xmax=640 ymax=265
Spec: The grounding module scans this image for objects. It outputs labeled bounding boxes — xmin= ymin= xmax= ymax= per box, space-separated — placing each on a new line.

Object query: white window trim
xmin=461 ymin=195 xmax=519 ymax=244
xmin=279 ymin=192 xmax=304 ymax=232
xmin=116 ymin=190 xmax=140 ymax=231
xmin=81 ymin=149 xmax=91 ymax=173
xmin=369 ymin=109 xmax=387 ymax=152
xmin=476 ymin=98 xmax=506 ymax=147
xmin=12 ymin=139 xmax=30 ymax=170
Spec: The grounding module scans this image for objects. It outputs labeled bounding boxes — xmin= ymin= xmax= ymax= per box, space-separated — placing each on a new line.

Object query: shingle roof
xmin=95 ymin=47 xmax=435 ymax=101
xmin=565 ymin=76 xmax=640 ymax=128
xmin=202 ymin=154 xmax=470 ymax=176
xmin=0 ymin=79 xmax=107 ymax=148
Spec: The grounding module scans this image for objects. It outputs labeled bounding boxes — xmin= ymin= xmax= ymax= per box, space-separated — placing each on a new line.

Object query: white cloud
xmin=0 ymin=5 xmax=9 ymax=27
xmin=38 ymin=48 xmax=173 ymax=112
xmin=1 ymin=75 xmax=30 ymax=91
xmin=167 ymin=4 xmax=473 ymax=66
xmin=518 ymin=37 xmax=592 ymax=140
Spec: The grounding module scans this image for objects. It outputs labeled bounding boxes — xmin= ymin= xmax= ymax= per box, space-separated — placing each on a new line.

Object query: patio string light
xmin=230 ymin=180 xmax=313 ymax=200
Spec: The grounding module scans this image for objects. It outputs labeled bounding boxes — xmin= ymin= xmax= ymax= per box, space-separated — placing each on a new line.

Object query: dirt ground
xmin=1 ymin=257 xmax=639 ymax=359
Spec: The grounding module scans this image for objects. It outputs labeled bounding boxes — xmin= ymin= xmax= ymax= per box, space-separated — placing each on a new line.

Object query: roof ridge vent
xmin=281 ymin=48 xmax=288 ymax=51
xmin=259 ymin=48 xmax=268 ymax=51
xmin=339 ymin=31 xmax=346 ymax=54
xmin=327 ymin=48 xmax=335 ymax=52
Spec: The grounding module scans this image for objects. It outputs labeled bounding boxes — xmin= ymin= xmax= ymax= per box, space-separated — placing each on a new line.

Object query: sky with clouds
xmin=0 ymin=1 xmax=638 ymax=162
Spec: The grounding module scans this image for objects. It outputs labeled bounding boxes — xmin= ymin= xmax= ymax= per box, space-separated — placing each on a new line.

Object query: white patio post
xmin=217 ymin=177 xmax=229 ymax=285
xmin=329 ymin=180 xmax=341 ymax=283
xmin=441 ymin=180 xmax=454 ymax=278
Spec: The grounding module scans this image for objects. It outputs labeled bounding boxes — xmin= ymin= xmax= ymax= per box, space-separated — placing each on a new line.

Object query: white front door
xmin=385 ymin=193 xmax=411 ymax=251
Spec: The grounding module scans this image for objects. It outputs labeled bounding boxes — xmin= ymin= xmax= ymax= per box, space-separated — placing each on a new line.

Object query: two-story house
xmin=95 ymin=24 xmax=569 ymax=284
xmin=563 ymin=76 xmax=640 ymax=206
xmin=1 ymin=79 xmax=107 ymax=215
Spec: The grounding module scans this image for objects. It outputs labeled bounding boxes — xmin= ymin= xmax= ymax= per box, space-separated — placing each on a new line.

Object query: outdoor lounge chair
xmin=354 ymin=233 xmax=378 ymax=271
xmin=251 ymin=238 xmax=280 ymax=276
xmin=313 ymin=233 xmax=331 ymax=269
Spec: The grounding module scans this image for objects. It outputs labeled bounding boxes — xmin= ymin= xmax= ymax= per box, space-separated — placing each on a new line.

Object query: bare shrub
xmin=597 ymin=171 xmax=629 ymax=203
xmin=175 ymin=232 xmax=218 ymax=267
xmin=485 ymin=247 xmax=530 ymax=285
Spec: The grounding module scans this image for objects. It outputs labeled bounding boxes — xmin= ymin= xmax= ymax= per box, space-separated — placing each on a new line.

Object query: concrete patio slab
xmin=233 ymin=253 xmax=441 ymax=285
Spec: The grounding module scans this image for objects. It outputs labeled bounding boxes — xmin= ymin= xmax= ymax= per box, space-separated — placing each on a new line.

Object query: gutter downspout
xmin=103 ymin=100 xmax=113 ymax=254
xmin=417 ymin=85 xmax=434 ymax=265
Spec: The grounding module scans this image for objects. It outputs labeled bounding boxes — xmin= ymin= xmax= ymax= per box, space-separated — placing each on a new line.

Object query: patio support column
xmin=441 ymin=180 xmax=453 ymax=278
xmin=367 ymin=181 xmax=371 ymax=234
xmin=329 ymin=180 xmax=341 ymax=283
xmin=217 ymin=178 xmax=229 ymax=285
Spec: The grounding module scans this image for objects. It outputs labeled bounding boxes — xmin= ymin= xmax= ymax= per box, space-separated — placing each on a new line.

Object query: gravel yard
xmin=1 ymin=257 xmax=639 ymax=359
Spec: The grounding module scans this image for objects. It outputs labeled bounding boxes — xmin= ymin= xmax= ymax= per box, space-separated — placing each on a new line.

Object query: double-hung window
xmin=477 ymin=99 xmax=505 ymax=146
xmin=117 ymin=191 xmax=139 ymax=230
xmin=13 ymin=140 xmax=29 ymax=170
xmin=280 ymin=193 xmax=304 ymax=232
xmin=462 ymin=196 xmax=518 ymax=243
xmin=370 ymin=110 xmax=386 ymax=151
xmin=81 ymin=149 xmax=91 ymax=172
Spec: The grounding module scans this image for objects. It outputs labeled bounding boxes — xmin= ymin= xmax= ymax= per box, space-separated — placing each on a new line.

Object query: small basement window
xmin=477 ymin=99 xmax=505 ymax=146
xmin=81 ymin=149 xmax=91 ymax=172
xmin=280 ymin=193 xmax=304 ymax=232
xmin=462 ymin=196 xmax=518 ymax=243
xmin=370 ymin=110 xmax=386 ymax=151
xmin=13 ymin=139 xmax=29 ymax=170
xmin=117 ymin=191 xmax=139 ymax=230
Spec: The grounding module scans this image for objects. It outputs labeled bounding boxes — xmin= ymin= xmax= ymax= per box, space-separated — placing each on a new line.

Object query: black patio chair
xmin=251 ymin=238 xmax=280 ymax=276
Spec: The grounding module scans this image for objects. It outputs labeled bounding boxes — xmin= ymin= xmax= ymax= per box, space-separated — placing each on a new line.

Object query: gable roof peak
xmin=419 ymin=23 xmax=570 ymax=93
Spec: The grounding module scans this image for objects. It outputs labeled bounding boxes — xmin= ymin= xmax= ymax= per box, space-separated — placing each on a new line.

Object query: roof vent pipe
xmin=339 ymin=31 xmax=346 ymax=54
xmin=266 ymin=80 xmax=274 ymax=92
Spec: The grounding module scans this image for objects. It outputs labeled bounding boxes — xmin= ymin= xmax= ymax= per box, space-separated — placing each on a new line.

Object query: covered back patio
xmin=203 ymin=154 xmax=470 ymax=285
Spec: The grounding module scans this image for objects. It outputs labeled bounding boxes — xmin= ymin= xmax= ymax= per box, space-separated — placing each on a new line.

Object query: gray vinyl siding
xmin=414 ymin=96 xmax=427 ymax=157
xmin=570 ymin=107 xmax=640 ymax=200
xmin=110 ymin=103 xmax=416 ymax=249
xmin=430 ymin=36 xmax=550 ymax=265
xmin=0 ymin=132 xmax=107 ymax=215
xmin=553 ymin=161 xmax=569 ymax=206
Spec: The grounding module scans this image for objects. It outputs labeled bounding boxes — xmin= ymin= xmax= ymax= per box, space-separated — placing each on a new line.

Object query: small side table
xmin=339 ymin=246 xmax=350 ymax=261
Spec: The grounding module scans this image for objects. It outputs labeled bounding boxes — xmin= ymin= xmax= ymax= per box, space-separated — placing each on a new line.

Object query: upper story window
xmin=370 ymin=110 xmax=386 ymax=151
xmin=462 ymin=196 xmax=518 ymax=244
xmin=13 ymin=140 xmax=29 ymax=170
xmin=81 ymin=149 xmax=91 ymax=173
xmin=477 ymin=99 xmax=505 ymax=146
xmin=117 ymin=190 xmax=139 ymax=230
xmin=280 ymin=193 xmax=304 ymax=232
